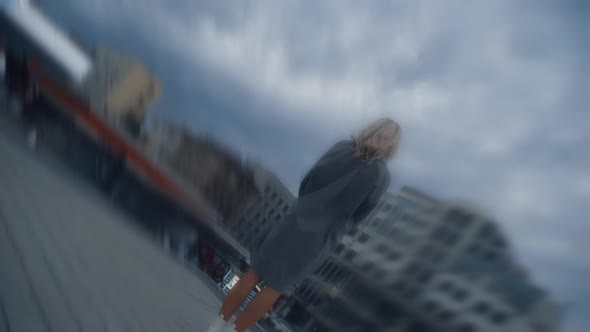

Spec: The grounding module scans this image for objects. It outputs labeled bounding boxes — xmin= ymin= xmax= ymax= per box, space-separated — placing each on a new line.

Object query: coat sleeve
xmin=351 ymin=162 xmax=390 ymax=225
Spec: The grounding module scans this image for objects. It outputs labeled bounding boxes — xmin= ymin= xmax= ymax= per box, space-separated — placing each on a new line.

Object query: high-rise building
xmin=287 ymin=186 xmax=559 ymax=332
xmin=226 ymin=162 xmax=295 ymax=252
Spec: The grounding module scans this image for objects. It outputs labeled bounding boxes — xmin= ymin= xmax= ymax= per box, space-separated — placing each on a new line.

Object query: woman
xmin=206 ymin=118 xmax=401 ymax=332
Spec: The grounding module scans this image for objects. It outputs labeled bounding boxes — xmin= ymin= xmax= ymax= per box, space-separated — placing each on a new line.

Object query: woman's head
xmin=353 ymin=118 xmax=401 ymax=163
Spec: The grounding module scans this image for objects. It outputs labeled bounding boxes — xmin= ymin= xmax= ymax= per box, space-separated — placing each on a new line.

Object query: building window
xmin=392 ymin=281 xmax=407 ymax=293
xmin=478 ymin=223 xmax=494 ymax=238
xmin=438 ymin=281 xmax=453 ymax=292
xmin=387 ymin=251 xmax=400 ymax=261
xmin=406 ymin=263 xmax=420 ymax=275
xmin=335 ymin=244 xmax=345 ymax=255
xmin=422 ymin=300 xmax=438 ymax=312
xmin=371 ymin=217 xmax=383 ymax=227
xmin=376 ymin=243 xmax=388 ymax=254
xmin=456 ymin=323 xmax=476 ymax=332
xmin=452 ymin=289 xmax=468 ymax=301
xmin=271 ymin=193 xmax=277 ymax=200
xmin=473 ymin=302 xmax=490 ymax=314
xmin=482 ymin=251 xmax=498 ymax=262
xmin=438 ymin=310 xmax=454 ymax=322
xmin=492 ymin=237 xmax=506 ymax=248
xmin=344 ymin=250 xmax=357 ymax=261
xmin=491 ymin=312 xmax=509 ymax=324
xmin=361 ymin=261 xmax=375 ymax=271
xmin=416 ymin=270 xmax=433 ymax=283
xmin=358 ymin=233 xmax=370 ymax=243
xmin=404 ymin=287 xmax=418 ymax=299
xmin=374 ymin=269 xmax=386 ymax=280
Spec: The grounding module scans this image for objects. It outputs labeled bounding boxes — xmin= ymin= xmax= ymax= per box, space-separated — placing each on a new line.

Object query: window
xmin=406 ymin=263 xmax=420 ymax=275
xmin=422 ymin=300 xmax=437 ymax=312
xmin=271 ymin=193 xmax=277 ymax=200
xmin=438 ymin=281 xmax=453 ymax=292
xmin=374 ymin=269 xmax=386 ymax=280
xmin=344 ymin=250 xmax=357 ymax=261
xmin=444 ymin=232 xmax=459 ymax=245
xmin=335 ymin=244 xmax=345 ymax=255
xmin=473 ymin=302 xmax=490 ymax=314
xmin=478 ymin=223 xmax=494 ymax=238
xmin=482 ymin=251 xmax=497 ymax=262
xmin=361 ymin=261 xmax=375 ymax=271
xmin=491 ymin=312 xmax=509 ymax=324
xmin=376 ymin=244 xmax=388 ymax=254
xmin=417 ymin=270 xmax=433 ymax=283
xmin=358 ymin=233 xmax=370 ymax=243
xmin=387 ymin=251 xmax=400 ymax=261
xmin=456 ymin=323 xmax=476 ymax=332
xmin=404 ymin=287 xmax=418 ymax=299
xmin=452 ymin=289 xmax=468 ymax=301
xmin=438 ymin=310 xmax=454 ymax=322
xmin=392 ymin=281 xmax=407 ymax=293
xmin=492 ymin=237 xmax=506 ymax=248
xmin=278 ymin=199 xmax=284 ymax=206
xmin=371 ymin=217 xmax=383 ymax=227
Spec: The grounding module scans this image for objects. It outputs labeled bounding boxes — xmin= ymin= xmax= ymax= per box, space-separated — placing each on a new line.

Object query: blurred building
xmin=81 ymin=46 xmax=160 ymax=138
xmin=144 ymin=120 xmax=259 ymax=223
xmin=287 ymin=187 xmax=559 ymax=332
xmin=226 ymin=162 xmax=295 ymax=252
xmin=0 ymin=0 xmax=93 ymax=87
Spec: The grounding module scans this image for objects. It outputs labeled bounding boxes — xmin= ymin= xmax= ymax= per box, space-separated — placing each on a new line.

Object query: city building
xmin=420 ymin=254 xmax=561 ymax=332
xmin=0 ymin=0 xmax=93 ymax=86
xmin=286 ymin=186 xmax=559 ymax=332
xmin=81 ymin=46 xmax=160 ymax=138
xmin=226 ymin=162 xmax=296 ymax=252
xmin=144 ymin=120 xmax=259 ymax=223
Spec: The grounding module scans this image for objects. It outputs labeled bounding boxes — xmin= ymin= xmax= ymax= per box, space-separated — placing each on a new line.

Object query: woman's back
xmin=299 ymin=140 xmax=385 ymax=197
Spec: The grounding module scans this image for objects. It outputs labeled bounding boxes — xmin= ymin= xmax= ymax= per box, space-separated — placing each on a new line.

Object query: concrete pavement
xmin=0 ymin=116 xmax=230 ymax=331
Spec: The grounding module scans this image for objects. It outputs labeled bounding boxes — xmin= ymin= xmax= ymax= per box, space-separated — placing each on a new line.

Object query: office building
xmin=144 ymin=120 xmax=259 ymax=223
xmin=226 ymin=162 xmax=296 ymax=252
xmin=286 ymin=187 xmax=559 ymax=332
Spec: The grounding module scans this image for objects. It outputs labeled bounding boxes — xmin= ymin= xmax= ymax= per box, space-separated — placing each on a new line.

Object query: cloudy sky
xmin=45 ymin=0 xmax=588 ymax=330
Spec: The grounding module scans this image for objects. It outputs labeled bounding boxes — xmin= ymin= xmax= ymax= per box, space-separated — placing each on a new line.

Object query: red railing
xmin=27 ymin=58 xmax=214 ymax=224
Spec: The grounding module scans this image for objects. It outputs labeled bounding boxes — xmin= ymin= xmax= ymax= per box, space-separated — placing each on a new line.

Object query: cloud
xmin=53 ymin=0 xmax=589 ymax=330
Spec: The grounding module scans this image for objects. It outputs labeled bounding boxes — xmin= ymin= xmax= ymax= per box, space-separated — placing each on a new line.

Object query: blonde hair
xmin=352 ymin=118 xmax=401 ymax=163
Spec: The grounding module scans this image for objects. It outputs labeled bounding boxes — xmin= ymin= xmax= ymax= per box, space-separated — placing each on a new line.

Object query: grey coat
xmin=250 ymin=140 xmax=391 ymax=293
